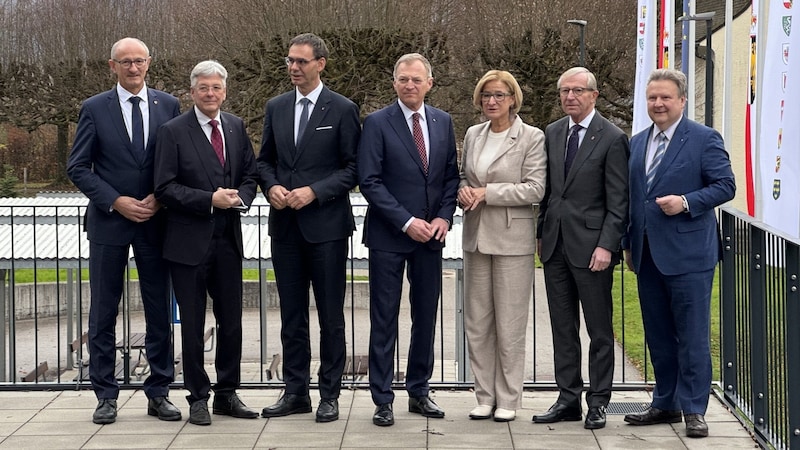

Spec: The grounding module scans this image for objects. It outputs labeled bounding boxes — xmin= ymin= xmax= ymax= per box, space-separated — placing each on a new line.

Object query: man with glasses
xmin=358 ymin=53 xmax=459 ymax=427
xmin=67 ymin=37 xmax=181 ymax=424
xmin=533 ymin=67 xmax=629 ymax=430
xmin=257 ymin=33 xmax=360 ymax=423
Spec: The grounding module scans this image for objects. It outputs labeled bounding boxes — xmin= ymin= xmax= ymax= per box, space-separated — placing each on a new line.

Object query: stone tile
xmin=595 ymin=433 xmax=687 ymax=449
xmin=683 ymin=436 xmax=762 ymax=449
xmin=169 ymin=433 xmax=259 ymax=448
xmin=264 ymin=416 xmax=346 ymax=432
xmin=513 ymin=433 xmax=599 ymax=449
xmin=47 ymin=391 xmax=102 ymax=409
xmin=28 ymin=408 xmax=99 ymax=422
xmin=427 ymin=431 xmax=513 ymax=449
xmin=178 ymin=416 xmax=266 ymax=433
xmin=0 ymin=392 xmax=57 ymax=410
xmin=254 ymin=431 xmax=345 ymax=448
xmin=344 ymin=417 xmax=433 ymax=434
xmin=0 ymin=422 xmax=23 ymax=437
xmin=13 ymin=421 xmax=100 ymax=436
xmin=340 ymin=432 xmax=428 ymax=448
xmin=82 ymin=433 xmax=177 ymax=449
xmin=0 ymin=409 xmax=38 ymax=422
xmin=0 ymin=434 xmax=91 ymax=449
xmin=95 ymin=419 xmax=185 ymax=435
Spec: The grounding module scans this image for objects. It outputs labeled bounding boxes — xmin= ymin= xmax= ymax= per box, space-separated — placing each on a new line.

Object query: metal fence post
xmin=719 ymin=210 xmax=738 ymax=404
xmin=749 ymin=225 xmax=768 ymax=432
xmin=785 ymin=241 xmax=800 ymax=449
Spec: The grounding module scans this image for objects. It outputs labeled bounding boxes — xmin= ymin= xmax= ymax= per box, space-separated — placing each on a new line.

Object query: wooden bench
xmin=174 ymin=326 xmax=215 ymax=376
xmin=71 ymin=332 xmax=142 ymax=382
xmin=21 ymin=361 xmax=49 ymax=382
xmin=116 ymin=332 xmax=149 ymax=377
xmin=343 ymin=354 xmax=368 ymax=376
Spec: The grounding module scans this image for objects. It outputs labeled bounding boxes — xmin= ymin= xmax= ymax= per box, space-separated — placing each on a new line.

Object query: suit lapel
xmin=187 ymin=111 xmax=223 ymax=188
xmin=294 ymin=88 xmax=331 ymax=163
xmin=388 ymin=103 xmax=426 ymax=175
xmin=105 ymin=91 xmax=141 ymax=164
xmin=565 ymin=113 xmax=603 ymax=188
xmin=145 ymin=88 xmax=161 ymax=157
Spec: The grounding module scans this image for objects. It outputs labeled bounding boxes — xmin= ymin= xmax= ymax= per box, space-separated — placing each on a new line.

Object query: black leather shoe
xmin=684 ymin=413 xmax=709 ymax=438
xmin=584 ymin=406 xmax=606 ymax=429
xmin=147 ymin=396 xmax=181 ymax=421
xmin=213 ymin=393 xmax=258 ymax=419
xmin=373 ymin=403 xmax=394 ymax=426
xmin=92 ymin=399 xmax=117 ymax=424
xmin=408 ymin=396 xmax=445 ymax=418
xmin=624 ymin=406 xmax=682 ymax=425
xmin=189 ymin=401 xmax=211 ymax=426
xmin=532 ymin=403 xmax=582 ymax=423
xmin=316 ymin=398 xmax=339 ymax=423
xmin=261 ymin=393 xmax=312 ymax=418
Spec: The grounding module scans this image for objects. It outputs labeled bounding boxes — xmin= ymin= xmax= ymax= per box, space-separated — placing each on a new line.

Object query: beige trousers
xmin=464 ymin=250 xmax=534 ymax=410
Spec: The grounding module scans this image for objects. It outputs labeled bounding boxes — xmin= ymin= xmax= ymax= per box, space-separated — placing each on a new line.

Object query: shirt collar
xmin=569 ymin=109 xmax=595 ymax=130
xmin=397 ymin=99 xmax=426 ymax=122
xmin=117 ymin=83 xmax=148 ymax=104
xmin=295 ymin=82 xmax=323 ymax=105
xmin=193 ymin=106 xmax=220 ymax=126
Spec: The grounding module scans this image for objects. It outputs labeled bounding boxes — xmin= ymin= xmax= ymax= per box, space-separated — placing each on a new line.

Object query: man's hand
xmin=211 ymin=188 xmax=241 ymax=209
xmin=430 ymin=217 xmax=450 ymax=242
xmin=624 ymin=249 xmax=635 ymax=273
xmin=406 ymin=218 xmax=434 ymax=243
xmin=268 ymin=185 xmax=290 ymax=210
xmin=589 ymin=246 xmax=612 ymax=272
xmin=286 ymin=186 xmax=316 ymax=210
xmin=112 ymin=195 xmax=158 ymax=223
xmin=655 ymin=195 xmax=684 ymax=216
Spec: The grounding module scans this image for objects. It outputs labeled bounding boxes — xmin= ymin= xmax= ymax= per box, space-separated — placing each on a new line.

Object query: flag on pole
xmin=634 ymin=0 xmax=658 ymax=134
xmin=745 ymin=0 xmax=758 ymax=216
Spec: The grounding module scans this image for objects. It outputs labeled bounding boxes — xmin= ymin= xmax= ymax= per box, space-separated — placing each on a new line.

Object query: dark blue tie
xmin=564 ymin=124 xmax=582 ymax=176
xmin=296 ymin=98 xmax=310 ymax=144
xmin=129 ymin=96 xmax=144 ymax=152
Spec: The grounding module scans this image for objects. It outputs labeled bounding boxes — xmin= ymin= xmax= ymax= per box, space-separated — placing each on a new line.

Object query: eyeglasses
xmin=113 ymin=58 xmax=148 ymax=69
xmin=480 ymin=92 xmax=512 ymax=102
xmin=559 ymin=87 xmax=592 ymax=97
xmin=395 ymin=76 xmax=427 ymax=86
xmin=285 ymin=56 xmax=318 ymax=66
xmin=194 ymin=85 xmax=225 ymax=94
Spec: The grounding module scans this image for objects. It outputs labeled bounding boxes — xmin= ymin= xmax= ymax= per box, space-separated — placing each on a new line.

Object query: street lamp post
xmin=567 ymin=20 xmax=587 ymax=67
xmin=677 ymin=12 xmax=716 ymax=128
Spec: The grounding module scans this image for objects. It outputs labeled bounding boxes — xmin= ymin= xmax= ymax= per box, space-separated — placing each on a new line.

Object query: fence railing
xmin=719 ymin=206 xmax=800 ymax=450
xmin=0 ymin=193 xmax=652 ymax=392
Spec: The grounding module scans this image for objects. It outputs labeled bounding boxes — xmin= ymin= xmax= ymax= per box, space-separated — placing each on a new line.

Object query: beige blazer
xmin=459 ymin=116 xmax=547 ymax=255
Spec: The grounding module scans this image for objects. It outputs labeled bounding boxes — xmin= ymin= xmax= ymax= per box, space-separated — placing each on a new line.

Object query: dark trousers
xmin=170 ymin=232 xmax=243 ymax=404
xmin=368 ymin=246 xmax=441 ymax=406
xmin=542 ymin=239 xmax=614 ymax=408
xmin=88 ymin=234 xmax=173 ymax=400
xmin=271 ymin=226 xmax=347 ymax=399
xmin=637 ymin=240 xmax=713 ymax=414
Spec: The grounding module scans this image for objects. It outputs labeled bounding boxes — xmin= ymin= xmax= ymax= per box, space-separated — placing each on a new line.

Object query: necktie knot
xmin=209 ymin=119 xmax=219 ymax=129
xmin=129 ymin=96 xmax=141 ymax=105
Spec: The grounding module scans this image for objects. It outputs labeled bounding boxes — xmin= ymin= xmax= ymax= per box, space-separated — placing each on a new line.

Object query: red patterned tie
xmin=412 ymin=112 xmax=428 ymax=175
xmin=209 ymin=119 xmax=224 ymax=166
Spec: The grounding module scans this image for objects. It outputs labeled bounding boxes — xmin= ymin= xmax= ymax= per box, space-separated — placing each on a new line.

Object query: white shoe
xmin=494 ymin=408 xmax=516 ymax=422
xmin=469 ymin=404 xmax=494 ymax=419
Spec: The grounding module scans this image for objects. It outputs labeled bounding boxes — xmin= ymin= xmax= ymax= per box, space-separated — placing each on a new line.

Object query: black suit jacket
xmin=154 ymin=109 xmax=258 ymax=265
xmin=536 ymin=111 xmax=629 ymax=267
xmin=257 ymin=86 xmax=360 ymax=243
xmin=67 ymin=87 xmax=180 ymax=245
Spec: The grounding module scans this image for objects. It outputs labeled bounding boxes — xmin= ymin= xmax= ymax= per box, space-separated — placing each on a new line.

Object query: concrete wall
xmin=8 ymin=280 xmax=371 ymax=320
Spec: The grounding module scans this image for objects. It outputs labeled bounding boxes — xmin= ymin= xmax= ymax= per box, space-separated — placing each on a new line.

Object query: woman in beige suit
xmin=458 ymin=70 xmax=547 ymax=422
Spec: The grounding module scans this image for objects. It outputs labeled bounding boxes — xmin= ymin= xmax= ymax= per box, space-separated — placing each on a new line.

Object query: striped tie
xmin=646 ymin=132 xmax=667 ymax=190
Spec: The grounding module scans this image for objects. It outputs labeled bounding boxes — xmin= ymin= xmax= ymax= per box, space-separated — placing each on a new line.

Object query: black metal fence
xmin=719 ymin=206 xmax=800 ymax=450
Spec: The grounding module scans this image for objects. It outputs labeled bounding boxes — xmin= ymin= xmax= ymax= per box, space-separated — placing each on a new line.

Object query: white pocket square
xmin=315 ymin=125 xmax=333 ymax=130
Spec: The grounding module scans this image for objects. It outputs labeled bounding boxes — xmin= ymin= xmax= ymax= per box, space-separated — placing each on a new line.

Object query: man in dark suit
xmin=623 ymin=68 xmax=735 ymax=438
xmin=533 ymin=67 xmax=629 ymax=430
xmin=258 ymin=33 xmax=360 ymax=423
xmin=358 ymin=53 xmax=459 ymax=427
xmin=67 ymin=37 xmax=181 ymax=425
xmin=154 ymin=60 xmax=259 ymax=426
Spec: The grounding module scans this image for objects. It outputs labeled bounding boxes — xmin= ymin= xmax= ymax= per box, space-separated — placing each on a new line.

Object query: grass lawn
xmin=612 ymin=266 xmax=722 ymax=381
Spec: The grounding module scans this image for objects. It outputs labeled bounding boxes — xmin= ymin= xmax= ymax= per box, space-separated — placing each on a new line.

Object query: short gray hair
xmin=190 ymin=60 xmax=228 ymax=87
xmin=393 ymin=53 xmax=433 ymax=79
xmin=647 ymin=68 xmax=688 ymax=98
xmin=557 ymin=67 xmax=597 ymax=91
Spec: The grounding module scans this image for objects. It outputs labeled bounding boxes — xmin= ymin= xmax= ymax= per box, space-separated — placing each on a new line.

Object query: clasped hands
xmin=112 ymin=193 xmax=161 ymax=223
xmin=268 ymin=185 xmax=316 ymax=210
xmin=212 ymin=187 xmax=243 ymax=209
xmin=457 ymin=186 xmax=485 ymax=211
xmin=407 ymin=217 xmax=449 ymax=243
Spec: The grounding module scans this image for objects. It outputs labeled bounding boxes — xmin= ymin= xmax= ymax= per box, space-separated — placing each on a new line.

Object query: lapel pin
xmin=591 ymin=136 xmax=596 ymax=141
xmin=153 ymin=100 xmax=158 ymax=105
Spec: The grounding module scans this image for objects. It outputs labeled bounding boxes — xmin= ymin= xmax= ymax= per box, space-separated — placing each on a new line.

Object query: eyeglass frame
xmin=559 ymin=87 xmax=594 ymax=97
xmin=112 ymin=58 xmax=149 ymax=69
xmin=285 ymin=56 xmax=320 ymax=67
xmin=480 ymin=92 xmax=513 ymax=102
